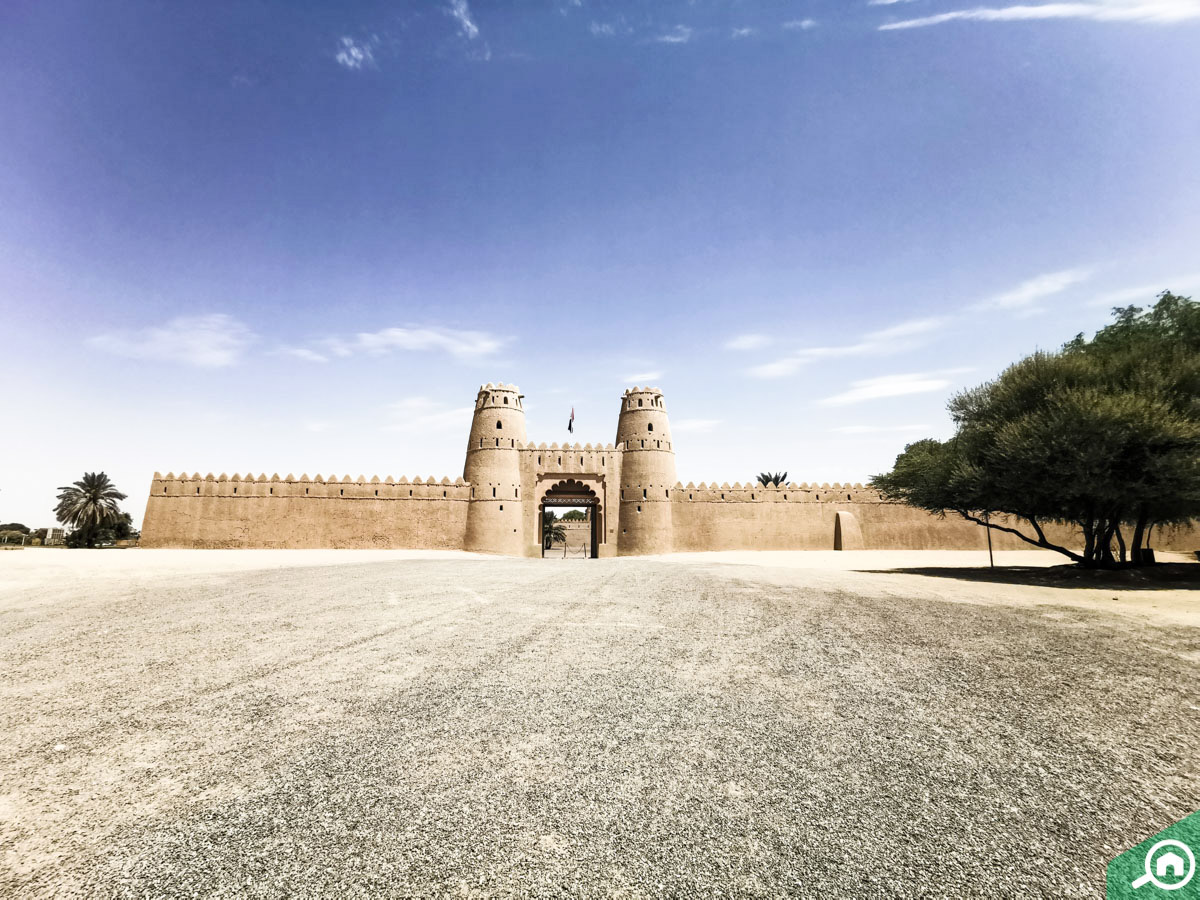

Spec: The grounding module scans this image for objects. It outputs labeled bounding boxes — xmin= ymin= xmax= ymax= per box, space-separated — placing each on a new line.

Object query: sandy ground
xmin=1 ymin=549 xmax=1198 ymax=897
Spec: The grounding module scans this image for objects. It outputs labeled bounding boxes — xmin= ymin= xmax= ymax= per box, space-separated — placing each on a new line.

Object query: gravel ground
xmin=1 ymin=551 xmax=1198 ymax=898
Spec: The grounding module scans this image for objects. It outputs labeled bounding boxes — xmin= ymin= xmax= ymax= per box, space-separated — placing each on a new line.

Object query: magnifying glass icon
xmin=1131 ymin=839 xmax=1195 ymax=891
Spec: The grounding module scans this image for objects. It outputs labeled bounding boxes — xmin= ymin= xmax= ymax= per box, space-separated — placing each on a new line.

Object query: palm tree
xmin=542 ymin=510 xmax=567 ymax=550
xmin=757 ymin=471 xmax=787 ymax=487
xmin=54 ymin=472 xmax=127 ymax=548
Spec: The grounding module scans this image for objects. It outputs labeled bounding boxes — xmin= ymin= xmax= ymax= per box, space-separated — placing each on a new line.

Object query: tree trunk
xmin=1130 ymin=507 xmax=1149 ymax=566
xmin=1082 ymin=519 xmax=1096 ymax=567
xmin=1114 ymin=525 xmax=1127 ymax=564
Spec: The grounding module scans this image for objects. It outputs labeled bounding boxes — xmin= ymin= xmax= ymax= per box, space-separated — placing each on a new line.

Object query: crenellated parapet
xmin=664 ymin=481 xmax=883 ymax=502
xmin=149 ymin=472 xmax=472 ymax=500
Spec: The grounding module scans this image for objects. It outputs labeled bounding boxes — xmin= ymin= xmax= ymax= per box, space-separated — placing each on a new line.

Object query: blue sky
xmin=2 ymin=0 xmax=1199 ymax=528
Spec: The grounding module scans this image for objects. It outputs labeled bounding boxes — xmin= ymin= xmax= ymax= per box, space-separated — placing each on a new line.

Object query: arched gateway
xmin=539 ymin=479 xmax=601 ymax=558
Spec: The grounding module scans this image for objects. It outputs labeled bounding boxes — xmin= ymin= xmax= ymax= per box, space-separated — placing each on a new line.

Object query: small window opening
xmin=721 ymin=493 xmax=725 ymax=500
xmin=637 ymin=505 xmax=642 ymax=513
xmin=196 ymin=486 xmax=200 ymax=494
xmin=689 ymin=493 xmax=693 ymax=500
xmin=233 ymin=487 xmax=237 ymax=494
xmin=499 ymin=504 xmax=504 ymax=511
xmin=648 ymin=423 xmax=653 ymax=432
xmin=375 ymin=489 xmax=379 ymax=496
xmin=751 ymin=493 xmax=755 ymax=500
xmin=642 ymin=488 xmax=647 ymax=499
xmin=492 ymin=487 xmax=496 ymax=498
xmin=640 ymin=440 xmax=645 ymax=448
xmin=306 ymin=488 xmax=309 ymax=495
xmin=816 ymin=494 xmax=821 ymax=501
xmin=538 ymin=455 xmax=542 ymax=465
xmin=495 ymin=438 xmax=499 ymax=446
xmin=163 ymin=486 xmax=167 ymax=492
xmin=340 ymin=489 xmax=344 ymax=496
xmin=638 ymin=399 xmax=643 ymax=407
xmin=558 ymin=456 xmax=562 ymax=465
xmin=410 ymin=489 xmax=413 ymax=496
xmin=443 ymin=490 xmax=446 ymax=497
xmin=503 ymin=397 xmax=508 ymax=404
xmin=496 ymin=420 xmax=502 ymax=429
xmin=270 ymin=487 xmax=274 ymax=495
xmin=848 ymin=494 xmax=852 ymax=500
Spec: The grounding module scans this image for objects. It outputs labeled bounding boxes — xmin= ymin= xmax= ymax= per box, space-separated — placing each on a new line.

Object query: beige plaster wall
xmin=141 ymin=474 xmax=468 ymax=549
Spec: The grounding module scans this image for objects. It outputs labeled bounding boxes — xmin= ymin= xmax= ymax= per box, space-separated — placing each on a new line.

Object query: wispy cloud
xmin=880 ymin=0 xmax=1200 ymax=30
xmin=820 ymin=370 xmax=969 ymax=406
xmin=285 ymin=326 xmax=506 ymax=364
xmin=731 ymin=26 xmax=756 ymax=37
xmin=355 ymin=326 xmax=504 ymax=358
xmin=748 ymin=316 xmax=950 ymax=378
xmin=623 ymin=370 xmax=663 ymax=382
xmin=782 ymin=18 xmax=818 ymax=29
xmin=447 ymin=0 xmax=480 ymax=39
xmin=673 ymin=418 xmax=722 ymax=433
xmin=589 ymin=21 xmax=616 ymax=36
xmin=382 ymin=397 xmax=474 ymax=434
xmin=830 ymin=423 xmax=931 ymax=434
xmin=335 ymin=36 xmax=376 ymax=70
xmin=725 ymin=333 xmax=772 ymax=351
xmin=282 ymin=347 xmax=330 ymax=364
xmin=1086 ymin=273 xmax=1200 ymax=306
xmin=655 ymin=25 xmax=693 ymax=43
xmin=973 ymin=267 xmax=1090 ymax=311
xmin=89 ymin=314 xmax=256 ymax=368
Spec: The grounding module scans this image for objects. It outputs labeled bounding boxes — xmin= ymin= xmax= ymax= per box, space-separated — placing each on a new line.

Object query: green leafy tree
xmin=54 ymin=472 xmax=128 ymax=549
xmin=757 ymin=471 xmax=787 ymax=487
xmin=872 ymin=292 xmax=1200 ymax=568
xmin=0 ymin=523 xmax=29 ymax=534
xmin=542 ymin=510 xmax=567 ymax=549
xmin=560 ymin=509 xmax=588 ymax=521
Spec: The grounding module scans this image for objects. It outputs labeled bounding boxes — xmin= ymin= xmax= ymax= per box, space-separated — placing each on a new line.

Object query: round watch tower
xmin=463 ymin=382 xmax=527 ymax=555
xmin=615 ymin=386 xmax=676 ymax=555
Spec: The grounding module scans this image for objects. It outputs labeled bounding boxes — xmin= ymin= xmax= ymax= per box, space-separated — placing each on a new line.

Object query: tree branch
xmin=953 ymin=509 xmax=1086 ymax=564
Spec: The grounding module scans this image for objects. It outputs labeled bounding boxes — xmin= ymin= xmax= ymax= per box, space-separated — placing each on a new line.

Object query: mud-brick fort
xmin=141 ymin=382 xmax=1195 ymax=556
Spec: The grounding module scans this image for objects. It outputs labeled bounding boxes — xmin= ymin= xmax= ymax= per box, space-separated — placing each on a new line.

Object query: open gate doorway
xmin=540 ymin=479 xmax=600 ymax=559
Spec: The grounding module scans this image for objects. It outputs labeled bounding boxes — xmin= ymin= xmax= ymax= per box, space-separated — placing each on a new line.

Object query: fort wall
xmin=140 ymin=382 xmax=1200 ymax=556
xmin=140 ymin=473 xmax=468 ymax=549
xmin=667 ymin=483 xmax=1050 ymax=551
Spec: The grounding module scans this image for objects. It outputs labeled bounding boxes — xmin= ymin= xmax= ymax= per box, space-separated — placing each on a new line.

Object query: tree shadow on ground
xmin=862 ymin=563 xmax=1200 ymax=591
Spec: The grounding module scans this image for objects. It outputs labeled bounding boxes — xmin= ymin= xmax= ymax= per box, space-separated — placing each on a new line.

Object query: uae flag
xmin=567 ymin=407 xmax=575 ymax=433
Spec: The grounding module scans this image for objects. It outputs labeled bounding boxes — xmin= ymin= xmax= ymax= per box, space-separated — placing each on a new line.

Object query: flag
xmin=567 ymin=406 xmax=574 ymax=433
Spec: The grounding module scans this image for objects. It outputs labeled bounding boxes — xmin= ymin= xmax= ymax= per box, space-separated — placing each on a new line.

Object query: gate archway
xmin=540 ymin=479 xmax=600 ymax=558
